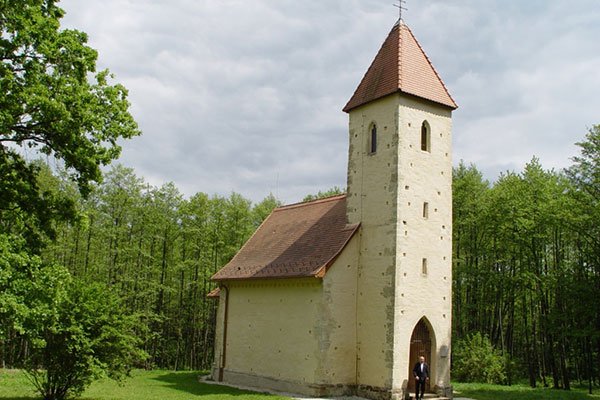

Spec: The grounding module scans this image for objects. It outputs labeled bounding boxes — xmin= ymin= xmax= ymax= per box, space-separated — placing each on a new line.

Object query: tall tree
xmin=0 ymin=0 xmax=140 ymax=246
xmin=565 ymin=125 xmax=600 ymax=393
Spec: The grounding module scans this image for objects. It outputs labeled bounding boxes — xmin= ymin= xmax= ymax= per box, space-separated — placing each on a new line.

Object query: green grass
xmin=3 ymin=370 xmax=600 ymax=400
xmin=0 ymin=369 xmax=292 ymax=400
xmin=453 ymin=382 xmax=600 ymax=400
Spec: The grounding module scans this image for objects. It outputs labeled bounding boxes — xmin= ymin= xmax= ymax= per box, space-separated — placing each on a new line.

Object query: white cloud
xmin=59 ymin=0 xmax=600 ymax=202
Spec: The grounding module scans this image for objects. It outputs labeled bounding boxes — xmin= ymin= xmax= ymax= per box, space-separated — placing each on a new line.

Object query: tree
xmin=0 ymin=0 xmax=140 ymax=245
xmin=24 ymin=278 xmax=147 ymax=400
xmin=302 ymin=186 xmax=345 ymax=202
xmin=0 ymin=3 xmax=144 ymax=394
xmin=0 ymin=234 xmax=44 ymax=357
xmin=453 ymin=332 xmax=507 ymax=384
xmin=452 ymin=162 xmax=490 ymax=340
xmin=565 ymin=125 xmax=600 ymax=394
xmin=251 ymin=193 xmax=280 ymax=228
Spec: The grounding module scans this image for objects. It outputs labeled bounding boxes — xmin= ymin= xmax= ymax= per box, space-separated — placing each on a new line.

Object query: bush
xmin=23 ymin=277 xmax=147 ymax=400
xmin=453 ymin=332 xmax=508 ymax=384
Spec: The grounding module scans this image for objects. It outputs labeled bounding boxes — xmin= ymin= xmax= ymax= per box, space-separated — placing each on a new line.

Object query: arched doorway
xmin=407 ymin=318 xmax=432 ymax=393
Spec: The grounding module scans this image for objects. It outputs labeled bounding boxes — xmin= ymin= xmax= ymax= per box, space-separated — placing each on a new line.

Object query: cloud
xmin=59 ymin=0 xmax=600 ymax=202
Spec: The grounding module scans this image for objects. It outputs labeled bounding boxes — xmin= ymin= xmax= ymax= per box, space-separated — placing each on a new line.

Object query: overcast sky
xmin=59 ymin=0 xmax=600 ymax=204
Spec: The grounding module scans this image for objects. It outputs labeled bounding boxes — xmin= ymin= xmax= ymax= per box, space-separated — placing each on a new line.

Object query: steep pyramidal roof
xmin=343 ymin=22 xmax=457 ymax=112
xmin=212 ymin=195 xmax=359 ymax=281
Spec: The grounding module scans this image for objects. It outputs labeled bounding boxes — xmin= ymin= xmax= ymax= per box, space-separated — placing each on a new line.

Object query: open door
xmin=407 ymin=318 xmax=432 ymax=393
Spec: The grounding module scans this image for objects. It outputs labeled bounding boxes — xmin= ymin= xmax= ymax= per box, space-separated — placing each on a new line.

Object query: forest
xmin=452 ymin=127 xmax=600 ymax=391
xmin=15 ymin=165 xmax=280 ymax=371
xmin=1 ymin=1 xmax=599 ymax=399
xmin=2 ymin=126 xmax=599 ymax=392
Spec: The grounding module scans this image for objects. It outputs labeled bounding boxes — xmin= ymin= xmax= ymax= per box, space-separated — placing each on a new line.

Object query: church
xmin=210 ymin=18 xmax=457 ymax=400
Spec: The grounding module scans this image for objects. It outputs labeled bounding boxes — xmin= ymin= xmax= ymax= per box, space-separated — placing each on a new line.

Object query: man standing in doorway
xmin=412 ymin=355 xmax=429 ymax=400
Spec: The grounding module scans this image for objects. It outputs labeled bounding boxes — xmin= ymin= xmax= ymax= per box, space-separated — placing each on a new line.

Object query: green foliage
xmin=567 ymin=125 xmax=600 ymax=196
xmin=453 ymin=382 xmax=599 ymax=400
xmin=0 ymin=369 xmax=293 ymax=400
xmin=453 ymin=332 xmax=508 ymax=384
xmin=31 ymin=165 xmax=282 ymax=371
xmin=453 ymin=147 xmax=600 ymax=389
xmin=0 ymin=0 xmax=140 ymax=244
xmin=302 ymin=186 xmax=345 ymax=202
xmin=251 ymin=193 xmax=281 ymax=228
xmin=23 ymin=279 xmax=147 ymax=400
xmin=0 ymin=234 xmax=146 ymax=400
xmin=0 ymin=234 xmax=49 ymax=341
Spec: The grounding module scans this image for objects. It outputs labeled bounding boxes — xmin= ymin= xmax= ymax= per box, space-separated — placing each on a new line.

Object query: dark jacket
xmin=413 ymin=362 xmax=429 ymax=380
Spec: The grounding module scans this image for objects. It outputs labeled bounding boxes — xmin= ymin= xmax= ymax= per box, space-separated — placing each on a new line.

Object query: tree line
xmin=1 ymin=1 xmax=149 ymax=397
xmin=6 ymin=126 xmax=598 ymax=392
xmin=1 ymin=1 xmax=599 ymax=397
xmin=452 ymin=125 xmax=600 ymax=392
xmin=1 ymin=164 xmax=279 ymax=372
xmin=4 ymin=125 xmax=600 ymax=393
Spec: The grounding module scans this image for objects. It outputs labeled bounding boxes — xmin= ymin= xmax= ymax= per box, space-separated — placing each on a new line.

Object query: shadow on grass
xmin=0 ymin=398 xmax=38 ymax=400
xmin=151 ymin=372 xmax=280 ymax=398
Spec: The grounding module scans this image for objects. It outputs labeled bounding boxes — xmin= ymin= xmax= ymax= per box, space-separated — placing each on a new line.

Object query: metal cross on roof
xmin=393 ymin=0 xmax=407 ymax=23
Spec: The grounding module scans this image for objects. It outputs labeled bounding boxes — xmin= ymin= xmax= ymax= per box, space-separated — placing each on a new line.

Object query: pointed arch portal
xmin=407 ymin=318 xmax=433 ymax=393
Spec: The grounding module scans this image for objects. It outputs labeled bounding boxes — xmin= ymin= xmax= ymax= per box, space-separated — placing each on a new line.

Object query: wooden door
xmin=407 ymin=319 xmax=432 ymax=392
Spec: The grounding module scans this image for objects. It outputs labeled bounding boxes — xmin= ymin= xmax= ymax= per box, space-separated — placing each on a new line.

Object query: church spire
xmin=343 ymin=23 xmax=457 ymax=112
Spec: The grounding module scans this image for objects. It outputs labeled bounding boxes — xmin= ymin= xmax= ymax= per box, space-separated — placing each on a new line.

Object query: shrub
xmin=453 ymin=332 xmax=508 ymax=384
xmin=23 ymin=278 xmax=147 ymax=400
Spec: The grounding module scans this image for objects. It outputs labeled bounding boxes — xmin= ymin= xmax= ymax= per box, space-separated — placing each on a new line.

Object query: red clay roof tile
xmin=343 ymin=22 xmax=457 ymax=112
xmin=212 ymin=195 xmax=359 ymax=281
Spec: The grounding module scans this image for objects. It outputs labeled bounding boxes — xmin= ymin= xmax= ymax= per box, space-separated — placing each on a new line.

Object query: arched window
xmin=421 ymin=121 xmax=430 ymax=152
xmin=369 ymin=123 xmax=377 ymax=154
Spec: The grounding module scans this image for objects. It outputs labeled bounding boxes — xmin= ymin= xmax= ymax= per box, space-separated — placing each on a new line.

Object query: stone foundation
xmin=434 ymin=384 xmax=453 ymax=398
xmin=213 ymin=369 xmax=354 ymax=397
xmin=210 ymin=369 xmax=452 ymax=400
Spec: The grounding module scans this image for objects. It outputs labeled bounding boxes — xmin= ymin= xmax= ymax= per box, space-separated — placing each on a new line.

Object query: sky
xmin=59 ymin=0 xmax=600 ymax=204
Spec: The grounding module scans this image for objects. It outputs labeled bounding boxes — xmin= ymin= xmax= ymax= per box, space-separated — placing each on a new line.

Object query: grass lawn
xmin=3 ymin=370 xmax=600 ymax=400
xmin=453 ymin=382 xmax=600 ymax=400
xmin=0 ymin=369 xmax=292 ymax=400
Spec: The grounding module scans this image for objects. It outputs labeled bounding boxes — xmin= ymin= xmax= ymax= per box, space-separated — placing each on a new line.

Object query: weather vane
xmin=393 ymin=0 xmax=407 ymax=23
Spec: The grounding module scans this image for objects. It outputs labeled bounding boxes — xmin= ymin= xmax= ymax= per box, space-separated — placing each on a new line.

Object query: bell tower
xmin=344 ymin=20 xmax=456 ymax=399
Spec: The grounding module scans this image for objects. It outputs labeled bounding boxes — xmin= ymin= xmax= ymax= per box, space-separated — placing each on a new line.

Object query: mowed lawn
xmin=1 ymin=370 xmax=600 ymax=400
xmin=0 ymin=369 xmax=291 ymax=400
xmin=453 ymin=382 xmax=600 ymax=400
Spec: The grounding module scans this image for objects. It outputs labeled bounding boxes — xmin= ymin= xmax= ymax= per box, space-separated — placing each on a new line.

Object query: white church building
xmin=210 ymin=19 xmax=457 ymax=400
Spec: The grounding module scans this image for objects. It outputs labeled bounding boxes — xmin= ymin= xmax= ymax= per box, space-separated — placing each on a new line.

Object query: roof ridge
xmin=401 ymin=24 xmax=457 ymax=109
xmin=275 ymin=193 xmax=347 ymax=211
xmin=397 ymin=22 xmax=403 ymax=90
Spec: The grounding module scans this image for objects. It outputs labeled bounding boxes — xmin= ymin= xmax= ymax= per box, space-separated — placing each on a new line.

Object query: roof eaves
xmin=313 ymin=222 xmax=361 ymax=278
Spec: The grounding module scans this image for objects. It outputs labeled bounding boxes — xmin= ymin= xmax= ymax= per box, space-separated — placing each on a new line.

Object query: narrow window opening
xmin=422 ymin=258 xmax=428 ymax=275
xmin=423 ymin=202 xmax=429 ymax=219
xmin=421 ymin=121 xmax=430 ymax=152
xmin=369 ymin=124 xmax=377 ymax=154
